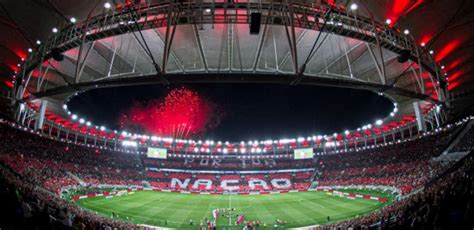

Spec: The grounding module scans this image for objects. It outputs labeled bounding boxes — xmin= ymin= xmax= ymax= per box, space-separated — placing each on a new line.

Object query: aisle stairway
xmin=66 ymin=172 xmax=85 ymax=186
xmin=441 ymin=120 xmax=473 ymax=155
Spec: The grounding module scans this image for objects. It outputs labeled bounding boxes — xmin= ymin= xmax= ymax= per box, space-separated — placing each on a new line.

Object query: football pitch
xmin=75 ymin=190 xmax=391 ymax=229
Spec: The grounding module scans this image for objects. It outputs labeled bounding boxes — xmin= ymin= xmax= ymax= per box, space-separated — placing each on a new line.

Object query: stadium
xmin=0 ymin=0 xmax=474 ymax=229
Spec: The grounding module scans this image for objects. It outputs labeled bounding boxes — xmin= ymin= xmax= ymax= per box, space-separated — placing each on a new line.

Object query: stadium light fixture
xmin=104 ymin=2 xmax=111 ymax=9
xmin=344 ymin=130 xmax=350 ymax=135
xmin=62 ymin=104 xmax=67 ymax=109
xmin=79 ymin=118 xmax=85 ymax=124
xmin=100 ymin=126 xmax=106 ymax=131
xmin=390 ymin=112 xmax=395 ymax=117
xmin=375 ymin=119 xmax=383 ymax=126
xmin=367 ymin=124 xmax=372 ymax=129
xmin=70 ymin=17 xmax=77 ymax=23
xmin=86 ymin=121 xmax=91 ymax=126
xmin=429 ymin=50 xmax=434 ymax=55
xmin=28 ymin=48 xmax=33 ymax=53
xmin=403 ymin=29 xmax=410 ymax=35
xmin=385 ymin=19 xmax=392 ymax=25
xmin=71 ymin=114 xmax=78 ymax=120
xmin=420 ymin=42 xmax=425 ymax=47
xmin=36 ymin=40 xmax=41 ymax=45
xmin=52 ymin=27 xmax=58 ymax=33
xmin=122 ymin=140 xmax=137 ymax=147
xmin=350 ymin=3 xmax=358 ymax=10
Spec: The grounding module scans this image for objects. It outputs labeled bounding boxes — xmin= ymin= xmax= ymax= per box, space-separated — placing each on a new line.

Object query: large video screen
xmin=294 ymin=148 xmax=314 ymax=159
xmin=147 ymin=147 xmax=167 ymax=159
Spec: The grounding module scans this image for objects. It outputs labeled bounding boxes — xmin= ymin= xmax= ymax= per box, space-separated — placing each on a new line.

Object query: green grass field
xmin=75 ymin=190 xmax=390 ymax=229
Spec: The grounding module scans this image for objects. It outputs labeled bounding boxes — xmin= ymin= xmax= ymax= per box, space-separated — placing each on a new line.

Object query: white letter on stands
xmin=192 ymin=179 xmax=212 ymax=190
xmin=271 ymin=179 xmax=291 ymax=189
xmin=170 ymin=178 xmax=190 ymax=189
xmin=249 ymin=179 xmax=269 ymax=190
xmin=221 ymin=180 xmax=240 ymax=190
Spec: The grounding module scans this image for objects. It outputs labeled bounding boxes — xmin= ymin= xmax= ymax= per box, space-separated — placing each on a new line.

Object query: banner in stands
xmin=147 ymin=167 xmax=314 ymax=174
xmin=147 ymin=147 xmax=167 ymax=159
xmin=293 ymin=148 xmax=314 ymax=159
xmin=169 ymin=178 xmax=292 ymax=190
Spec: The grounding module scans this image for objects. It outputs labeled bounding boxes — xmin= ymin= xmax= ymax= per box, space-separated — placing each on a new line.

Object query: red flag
xmin=235 ymin=214 xmax=246 ymax=225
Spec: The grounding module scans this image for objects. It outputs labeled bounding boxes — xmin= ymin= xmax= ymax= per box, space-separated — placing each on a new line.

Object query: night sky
xmin=68 ymin=83 xmax=392 ymax=141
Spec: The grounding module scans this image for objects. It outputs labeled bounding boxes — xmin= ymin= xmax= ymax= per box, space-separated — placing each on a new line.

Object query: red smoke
xmin=119 ymin=87 xmax=222 ymax=138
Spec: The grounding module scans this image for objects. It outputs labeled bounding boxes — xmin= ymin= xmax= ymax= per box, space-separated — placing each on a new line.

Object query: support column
xmin=413 ymin=101 xmax=427 ymax=132
xmin=34 ymin=100 xmax=48 ymax=130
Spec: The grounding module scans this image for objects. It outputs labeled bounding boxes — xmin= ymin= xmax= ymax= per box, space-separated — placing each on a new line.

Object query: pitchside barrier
xmin=70 ymin=186 xmax=388 ymax=202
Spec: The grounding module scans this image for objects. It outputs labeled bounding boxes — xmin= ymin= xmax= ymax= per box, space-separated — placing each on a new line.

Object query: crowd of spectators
xmin=144 ymin=156 xmax=316 ymax=170
xmin=319 ymin=153 xmax=474 ymax=229
xmin=0 ymin=166 xmax=138 ymax=229
xmin=146 ymin=171 xmax=313 ymax=191
xmin=0 ymin=123 xmax=145 ymax=194
xmin=0 ymin=120 xmax=472 ymax=229
xmin=317 ymin=132 xmax=453 ymax=194
xmin=451 ymin=126 xmax=474 ymax=152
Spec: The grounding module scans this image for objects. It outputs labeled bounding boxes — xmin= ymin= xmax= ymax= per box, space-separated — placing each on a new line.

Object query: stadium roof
xmin=1 ymin=0 xmax=473 ymax=141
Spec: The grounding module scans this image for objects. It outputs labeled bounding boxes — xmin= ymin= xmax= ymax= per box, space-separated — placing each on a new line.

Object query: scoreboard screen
xmin=293 ymin=148 xmax=314 ymax=159
xmin=147 ymin=147 xmax=167 ymax=159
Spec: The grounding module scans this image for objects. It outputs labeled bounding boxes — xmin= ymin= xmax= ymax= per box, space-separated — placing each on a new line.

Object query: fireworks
xmin=119 ymin=87 xmax=222 ymax=138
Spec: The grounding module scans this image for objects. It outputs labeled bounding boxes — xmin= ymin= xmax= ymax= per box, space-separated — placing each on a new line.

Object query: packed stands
xmin=0 ymin=123 xmax=145 ymax=194
xmin=146 ymin=171 xmax=313 ymax=191
xmin=144 ymin=155 xmax=315 ymax=170
xmin=451 ymin=125 xmax=474 ymax=152
xmin=321 ymin=153 xmax=474 ymax=229
xmin=317 ymin=131 xmax=453 ymax=194
xmin=0 ymin=120 xmax=473 ymax=229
